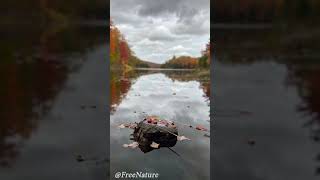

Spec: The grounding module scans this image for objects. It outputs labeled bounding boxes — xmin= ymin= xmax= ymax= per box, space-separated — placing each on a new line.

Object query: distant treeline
xmin=161 ymin=56 xmax=198 ymax=69
xmin=162 ymin=41 xmax=211 ymax=69
xmin=213 ymin=0 xmax=320 ymax=23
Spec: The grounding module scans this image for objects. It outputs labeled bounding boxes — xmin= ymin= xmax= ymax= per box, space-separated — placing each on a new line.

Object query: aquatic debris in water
xmin=195 ymin=125 xmax=208 ymax=131
xmin=247 ymin=139 xmax=256 ymax=146
xmin=119 ymin=116 xmax=195 ymax=153
xmin=132 ymin=116 xmax=179 ymax=153
xmin=76 ymin=155 xmax=85 ymax=162
xmin=177 ymin=136 xmax=191 ymax=141
xmin=171 ymin=121 xmax=209 ymax=132
xmin=144 ymin=116 xmax=177 ymax=128
xmin=75 ymin=154 xmax=108 ymax=165
xmin=118 ymin=123 xmax=137 ymax=129
xmin=123 ymin=142 xmax=139 ymax=149
xmin=118 ymin=124 xmax=126 ymax=129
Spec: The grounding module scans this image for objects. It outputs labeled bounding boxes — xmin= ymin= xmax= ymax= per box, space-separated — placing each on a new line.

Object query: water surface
xmin=213 ymin=27 xmax=320 ymax=180
xmin=0 ymin=24 xmax=108 ymax=180
xmin=110 ymin=70 xmax=210 ymax=180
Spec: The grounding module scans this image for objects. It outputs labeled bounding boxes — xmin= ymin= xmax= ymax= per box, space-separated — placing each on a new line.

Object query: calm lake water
xmin=0 ymin=24 xmax=108 ymax=180
xmin=110 ymin=70 xmax=210 ymax=180
xmin=214 ymin=27 xmax=320 ymax=180
xmin=2 ymin=21 xmax=320 ymax=180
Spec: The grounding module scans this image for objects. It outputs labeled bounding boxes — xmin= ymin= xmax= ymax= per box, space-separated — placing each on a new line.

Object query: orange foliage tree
xmin=110 ymin=19 xmax=133 ymax=68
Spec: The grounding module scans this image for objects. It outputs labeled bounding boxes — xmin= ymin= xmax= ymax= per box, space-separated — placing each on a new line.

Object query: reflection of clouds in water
xmin=111 ymin=73 xmax=209 ymax=125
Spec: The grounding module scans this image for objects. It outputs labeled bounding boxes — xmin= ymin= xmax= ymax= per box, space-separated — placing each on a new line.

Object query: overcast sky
xmin=111 ymin=0 xmax=210 ymax=64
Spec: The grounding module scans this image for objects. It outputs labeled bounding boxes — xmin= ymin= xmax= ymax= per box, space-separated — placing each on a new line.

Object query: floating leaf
xmin=123 ymin=144 xmax=128 ymax=148
xmin=76 ymin=155 xmax=85 ymax=162
xmin=118 ymin=123 xmax=137 ymax=129
xmin=177 ymin=136 xmax=191 ymax=141
xmin=150 ymin=142 xmax=160 ymax=149
xmin=195 ymin=125 xmax=208 ymax=131
xmin=123 ymin=142 xmax=139 ymax=149
xmin=128 ymin=123 xmax=137 ymax=129
xmin=118 ymin=124 xmax=126 ymax=129
xmin=247 ymin=139 xmax=256 ymax=146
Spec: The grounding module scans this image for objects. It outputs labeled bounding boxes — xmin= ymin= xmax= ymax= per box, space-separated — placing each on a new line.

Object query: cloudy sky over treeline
xmin=111 ymin=0 xmax=210 ymax=63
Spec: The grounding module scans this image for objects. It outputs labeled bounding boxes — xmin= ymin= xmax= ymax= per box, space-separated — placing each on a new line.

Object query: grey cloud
xmin=111 ymin=0 xmax=210 ymax=63
xmin=173 ymin=15 xmax=210 ymax=35
xmin=177 ymin=5 xmax=199 ymax=24
xmin=146 ymin=25 xmax=186 ymax=42
xmin=111 ymin=12 xmax=140 ymax=25
xmin=137 ymin=0 xmax=183 ymax=16
xmin=137 ymin=0 xmax=208 ymax=25
xmin=148 ymin=32 xmax=176 ymax=42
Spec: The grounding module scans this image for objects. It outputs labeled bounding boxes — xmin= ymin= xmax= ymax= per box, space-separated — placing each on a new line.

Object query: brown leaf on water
xmin=123 ymin=142 xmax=139 ymax=149
xmin=195 ymin=125 xmax=208 ymax=131
xmin=150 ymin=142 xmax=160 ymax=148
xmin=118 ymin=123 xmax=137 ymax=129
xmin=177 ymin=136 xmax=191 ymax=141
xmin=128 ymin=123 xmax=137 ymax=129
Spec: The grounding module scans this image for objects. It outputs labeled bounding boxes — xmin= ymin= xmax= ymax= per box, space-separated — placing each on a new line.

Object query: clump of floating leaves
xmin=118 ymin=115 xmax=209 ymax=153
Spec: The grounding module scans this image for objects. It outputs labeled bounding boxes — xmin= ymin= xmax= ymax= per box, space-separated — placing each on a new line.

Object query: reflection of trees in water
xmin=217 ymin=28 xmax=320 ymax=138
xmin=217 ymin=25 xmax=320 ymax=174
xmin=0 ymin=61 xmax=66 ymax=167
xmin=215 ymin=26 xmax=320 ymax=66
xmin=286 ymin=62 xmax=320 ymax=137
xmin=110 ymin=70 xmax=133 ymax=114
xmin=201 ymin=82 xmax=210 ymax=101
xmin=0 ymin=25 xmax=105 ymax=167
xmin=214 ymin=0 xmax=320 ymax=175
xmin=285 ymin=62 xmax=320 ymax=175
xmin=163 ymin=70 xmax=210 ymax=100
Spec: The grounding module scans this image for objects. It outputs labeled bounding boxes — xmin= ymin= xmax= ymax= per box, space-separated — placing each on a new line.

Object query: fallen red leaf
xmin=195 ymin=125 xmax=208 ymax=131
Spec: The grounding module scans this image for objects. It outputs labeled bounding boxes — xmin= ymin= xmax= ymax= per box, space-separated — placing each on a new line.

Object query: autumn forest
xmin=110 ymin=20 xmax=211 ymax=70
